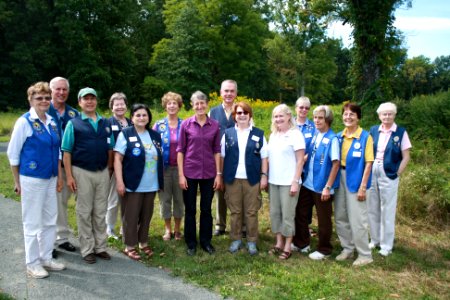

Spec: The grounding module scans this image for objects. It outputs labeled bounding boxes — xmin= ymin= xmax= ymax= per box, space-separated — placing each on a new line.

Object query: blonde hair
xmin=271 ymin=104 xmax=296 ymax=133
xmin=27 ymin=82 xmax=51 ymax=102
xmin=161 ymin=91 xmax=183 ymax=109
xmin=295 ymin=96 xmax=311 ymax=107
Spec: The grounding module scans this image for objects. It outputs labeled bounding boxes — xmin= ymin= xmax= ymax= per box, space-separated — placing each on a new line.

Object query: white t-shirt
xmin=268 ymin=128 xmax=305 ymax=185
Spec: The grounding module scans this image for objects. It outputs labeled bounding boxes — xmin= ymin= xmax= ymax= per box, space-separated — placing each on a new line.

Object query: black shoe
xmin=95 ymin=251 xmax=111 ymax=260
xmin=213 ymin=229 xmax=226 ymax=236
xmin=58 ymin=242 xmax=76 ymax=252
xmin=202 ymin=244 xmax=215 ymax=255
xmin=83 ymin=253 xmax=96 ymax=264
xmin=186 ymin=247 xmax=196 ymax=256
xmin=52 ymin=249 xmax=58 ymax=259
xmin=242 ymin=231 xmax=247 ymax=239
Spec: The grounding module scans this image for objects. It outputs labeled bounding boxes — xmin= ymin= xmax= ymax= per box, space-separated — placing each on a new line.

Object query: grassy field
xmin=1 ymin=98 xmax=449 ymax=299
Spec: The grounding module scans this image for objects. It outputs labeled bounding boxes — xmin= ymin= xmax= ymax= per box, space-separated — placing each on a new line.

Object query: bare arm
xmin=11 ymin=166 xmax=20 ymax=195
xmin=177 ymin=152 xmax=188 ymax=190
xmin=213 ymin=153 xmax=222 ymax=191
xmin=57 ymin=160 xmax=63 ymax=192
xmin=260 ymin=157 xmax=268 ymax=190
xmin=114 ymin=152 xmax=126 ymax=197
xmin=290 ymin=149 xmax=305 ymax=195
xmin=357 ymin=161 xmax=373 ymax=201
xmin=63 ymin=152 xmax=77 ymax=193
xmin=321 ymin=160 xmax=340 ymax=201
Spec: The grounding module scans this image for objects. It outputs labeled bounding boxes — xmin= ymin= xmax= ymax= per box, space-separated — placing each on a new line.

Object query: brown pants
xmin=224 ymin=179 xmax=261 ymax=242
xmin=121 ymin=192 xmax=155 ymax=247
xmin=293 ymin=186 xmax=333 ymax=255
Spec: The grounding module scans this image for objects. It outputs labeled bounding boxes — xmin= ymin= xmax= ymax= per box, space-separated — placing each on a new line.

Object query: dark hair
xmin=232 ymin=101 xmax=253 ymax=121
xmin=342 ymin=102 xmax=362 ymax=120
xmin=130 ymin=103 xmax=152 ymax=130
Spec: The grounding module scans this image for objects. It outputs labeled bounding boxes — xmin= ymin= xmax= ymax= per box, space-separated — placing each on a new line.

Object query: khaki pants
xmin=55 ymin=170 xmax=72 ymax=245
xmin=73 ymin=166 xmax=110 ymax=257
xmin=269 ymin=184 xmax=299 ymax=237
xmin=225 ymin=179 xmax=261 ymax=242
xmin=159 ymin=166 xmax=184 ymax=219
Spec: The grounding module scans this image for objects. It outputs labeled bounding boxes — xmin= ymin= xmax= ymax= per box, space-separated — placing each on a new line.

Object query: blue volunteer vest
xmin=304 ymin=129 xmax=339 ymax=191
xmin=154 ymin=117 xmax=182 ymax=167
xmin=337 ymin=129 xmax=372 ymax=193
xmin=210 ymin=105 xmax=235 ymax=138
xmin=19 ymin=112 xmax=60 ymax=179
xmin=223 ymin=127 xmax=265 ymax=186
xmin=48 ymin=103 xmax=79 ymax=142
xmin=71 ymin=117 xmax=111 ymax=171
xmin=109 ymin=116 xmax=131 ymax=141
xmin=121 ymin=126 xmax=164 ymax=191
xmin=370 ymin=125 xmax=406 ymax=179
xmin=297 ymin=118 xmax=316 ymax=154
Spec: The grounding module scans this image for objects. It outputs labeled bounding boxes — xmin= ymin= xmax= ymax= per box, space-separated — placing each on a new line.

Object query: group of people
xmin=7 ymin=77 xmax=411 ymax=279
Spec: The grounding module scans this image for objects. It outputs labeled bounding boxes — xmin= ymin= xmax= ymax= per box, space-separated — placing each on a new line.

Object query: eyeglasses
xmin=236 ymin=111 xmax=249 ymax=115
xmin=297 ymin=106 xmax=310 ymax=110
xmin=33 ymin=96 xmax=52 ymax=101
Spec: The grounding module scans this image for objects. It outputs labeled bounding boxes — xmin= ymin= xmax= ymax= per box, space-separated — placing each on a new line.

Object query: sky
xmin=328 ymin=0 xmax=450 ymax=61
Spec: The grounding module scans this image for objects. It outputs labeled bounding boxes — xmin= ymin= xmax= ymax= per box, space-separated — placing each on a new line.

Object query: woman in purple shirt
xmin=177 ymin=91 xmax=222 ymax=256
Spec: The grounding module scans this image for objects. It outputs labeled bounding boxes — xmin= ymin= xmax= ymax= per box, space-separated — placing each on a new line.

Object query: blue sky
xmin=328 ymin=0 xmax=450 ymax=60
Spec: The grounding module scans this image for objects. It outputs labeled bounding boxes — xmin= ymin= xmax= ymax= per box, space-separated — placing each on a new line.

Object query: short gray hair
xmin=190 ymin=90 xmax=208 ymax=103
xmin=313 ymin=105 xmax=334 ymax=126
xmin=377 ymin=102 xmax=397 ymax=114
xmin=49 ymin=77 xmax=70 ymax=90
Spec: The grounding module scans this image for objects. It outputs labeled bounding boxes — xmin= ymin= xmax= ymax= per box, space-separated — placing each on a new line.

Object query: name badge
xmin=322 ymin=137 xmax=330 ymax=144
xmin=304 ymin=133 xmax=312 ymax=138
xmin=352 ymin=151 xmax=362 ymax=158
xmin=107 ymin=137 xmax=111 ymax=144
xmin=251 ymin=135 xmax=260 ymax=142
xmin=111 ymin=125 xmax=119 ymax=131
xmin=129 ymin=136 xmax=138 ymax=142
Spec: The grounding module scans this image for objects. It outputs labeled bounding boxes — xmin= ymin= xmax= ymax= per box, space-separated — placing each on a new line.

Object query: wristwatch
xmin=324 ymin=185 xmax=331 ymax=190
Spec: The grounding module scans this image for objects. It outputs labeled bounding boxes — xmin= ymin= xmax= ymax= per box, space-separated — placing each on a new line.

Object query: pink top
xmin=375 ymin=123 xmax=412 ymax=160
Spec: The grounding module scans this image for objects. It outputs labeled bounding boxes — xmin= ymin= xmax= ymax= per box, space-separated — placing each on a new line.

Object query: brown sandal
xmin=123 ymin=248 xmax=141 ymax=261
xmin=163 ymin=231 xmax=172 ymax=241
xmin=140 ymin=246 xmax=154 ymax=257
xmin=174 ymin=232 xmax=183 ymax=241
xmin=279 ymin=251 xmax=292 ymax=260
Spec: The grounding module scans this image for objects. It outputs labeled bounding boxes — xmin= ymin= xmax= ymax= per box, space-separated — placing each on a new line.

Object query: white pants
xmin=55 ymin=170 xmax=73 ymax=245
xmin=20 ymin=175 xmax=57 ymax=266
xmin=335 ymin=170 xmax=372 ymax=258
xmin=106 ymin=173 xmax=120 ymax=230
xmin=368 ymin=160 xmax=399 ymax=252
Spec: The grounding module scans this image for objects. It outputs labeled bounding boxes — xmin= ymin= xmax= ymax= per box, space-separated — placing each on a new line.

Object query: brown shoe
xmin=95 ymin=251 xmax=111 ymax=260
xmin=83 ymin=253 xmax=96 ymax=264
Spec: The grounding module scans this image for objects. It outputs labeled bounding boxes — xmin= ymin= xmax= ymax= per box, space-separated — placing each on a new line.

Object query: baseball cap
xmin=78 ymin=87 xmax=97 ymax=99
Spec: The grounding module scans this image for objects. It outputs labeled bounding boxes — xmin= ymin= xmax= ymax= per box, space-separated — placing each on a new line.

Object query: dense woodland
xmin=0 ymin=0 xmax=449 ymax=109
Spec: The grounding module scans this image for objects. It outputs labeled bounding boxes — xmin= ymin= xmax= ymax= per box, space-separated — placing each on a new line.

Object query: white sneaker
xmin=291 ymin=243 xmax=310 ymax=253
xmin=352 ymin=256 xmax=373 ymax=267
xmin=379 ymin=249 xmax=392 ymax=257
xmin=309 ymin=251 xmax=330 ymax=260
xmin=369 ymin=242 xmax=378 ymax=250
xmin=27 ymin=265 xmax=49 ymax=278
xmin=335 ymin=250 xmax=354 ymax=261
xmin=42 ymin=259 xmax=66 ymax=271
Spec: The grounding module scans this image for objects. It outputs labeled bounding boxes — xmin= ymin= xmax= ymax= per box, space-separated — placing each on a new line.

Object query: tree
xmin=432 ymin=55 xmax=450 ymax=93
xmin=399 ymin=56 xmax=434 ymax=99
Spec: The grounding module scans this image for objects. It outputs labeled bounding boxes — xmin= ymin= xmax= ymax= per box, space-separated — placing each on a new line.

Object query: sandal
xmin=174 ymin=231 xmax=183 ymax=241
xmin=140 ymin=246 xmax=154 ymax=257
xmin=123 ymin=248 xmax=141 ymax=261
xmin=163 ymin=231 xmax=172 ymax=241
xmin=268 ymin=246 xmax=282 ymax=255
xmin=279 ymin=251 xmax=292 ymax=260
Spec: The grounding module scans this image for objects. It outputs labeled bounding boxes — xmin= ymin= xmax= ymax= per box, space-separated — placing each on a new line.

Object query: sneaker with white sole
xmin=27 ymin=265 xmax=49 ymax=279
xmin=352 ymin=256 xmax=373 ymax=267
xmin=379 ymin=249 xmax=392 ymax=257
xmin=369 ymin=242 xmax=379 ymax=250
xmin=291 ymin=243 xmax=310 ymax=253
xmin=335 ymin=250 xmax=354 ymax=261
xmin=42 ymin=259 xmax=66 ymax=271
xmin=309 ymin=251 xmax=330 ymax=260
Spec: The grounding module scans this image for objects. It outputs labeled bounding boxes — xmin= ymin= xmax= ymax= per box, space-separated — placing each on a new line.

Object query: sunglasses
xmin=236 ymin=111 xmax=249 ymax=115
xmin=297 ymin=106 xmax=310 ymax=110
xmin=34 ymin=96 xmax=52 ymax=101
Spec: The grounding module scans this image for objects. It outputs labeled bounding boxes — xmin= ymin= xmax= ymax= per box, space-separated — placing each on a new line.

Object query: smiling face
xmin=342 ymin=109 xmax=360 ymax=129
xmin=111 ymin=98 xmax=127 ymax=118
xmin=220 ymin=81 xmax=237 ymax=106
xmin=132 ymin=108 xmax=149 ymax=129
xmin=378 ymin=110 xmax=396 ymax=128
xmin=165 ymin=99 xmax=180 ymax=117
xmin=273 ymin=110 xmax=290 ymax=132
xmin=30 ymin=92 xmax=52 ymax=115
xmin=314 ymin=110 xmax=329 ymax=133
xmin=78 ymin=94 xmax=97 ymax=115
xmin=192 ymin=98 xmax=208 ymax=117
xmin=51 ymin=79 xmax=69 ymax=105
xmin=296 ymin=103 xmax=310 ymax=120
xmin=235 ymin=106 xmax=250 ymax=128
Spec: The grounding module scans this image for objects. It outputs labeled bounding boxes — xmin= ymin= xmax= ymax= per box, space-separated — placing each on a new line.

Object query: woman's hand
xmin=357 ymin=188 xmax=366 ymax=201
xmin=116 ymin=181 xmax=126 ymax=197
xmin=213 ymin=175 xmax=222 ymax=191
xmin=290 ymin=181 xmax=299 ymax=195
xmin=260 ymin=176 xmax=268 ymax=191
xmin=14 ymin=182 xmax=21 ymax=195
xmin=57 ymin=177 xmax=63 ymax=193
xmin=321 ymin=188 xmax=331 ymax=201
xmin=66 ymin=176 xmax=77 ymax=193
xmin=179 ymin=175 xmax=188 ymax=190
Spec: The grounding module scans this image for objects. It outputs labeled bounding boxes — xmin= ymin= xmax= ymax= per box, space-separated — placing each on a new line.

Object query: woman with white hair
xmin=368 ymin=102 xmax=411 ymax=256
xmin=267 ymin=104 xmax=305 ymax=260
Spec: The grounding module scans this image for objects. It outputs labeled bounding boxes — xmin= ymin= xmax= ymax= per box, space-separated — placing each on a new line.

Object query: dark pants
xmin=293 ymin=186 xmax=333 ymax=255
xmin=183 ymin=177 xmax=214 ymax=249
xmin=121 ymin=192 xmax=155 ymax=247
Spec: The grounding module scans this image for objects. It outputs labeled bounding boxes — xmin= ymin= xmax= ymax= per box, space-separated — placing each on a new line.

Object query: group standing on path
xmin=7 ymin=77 xmax=411 ymax=279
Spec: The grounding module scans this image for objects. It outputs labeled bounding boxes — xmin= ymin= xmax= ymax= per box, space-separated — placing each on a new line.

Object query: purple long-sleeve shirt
xmin=176 ymin=115 xmax=221 ymax=179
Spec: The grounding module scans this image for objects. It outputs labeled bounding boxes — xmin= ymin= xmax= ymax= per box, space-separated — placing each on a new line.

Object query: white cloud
xmin=395 ymin=16 xmax=450 ymax=31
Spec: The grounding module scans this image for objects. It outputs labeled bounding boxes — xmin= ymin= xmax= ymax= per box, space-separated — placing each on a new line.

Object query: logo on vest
xmin=159 ymin=124 xmax=166 ymax=132
xmin=354 ymin=142 xmax=361 ymax=150
xmin=105 ymin=126 xmax=111 ymax=134
xmin=132 ymin=148 xmax=141 ymax=156
xmin=393 ymin=136 xmax=399 ymax=142
xmin=28 ymin=161 xmax=38 ymax=170
xmin=68 ymin=110 xmax=76 ymax=118
xmin=32 ymin=121 xmax=42 ymax=132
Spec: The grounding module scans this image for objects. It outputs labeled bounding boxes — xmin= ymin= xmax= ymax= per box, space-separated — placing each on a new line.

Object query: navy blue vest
xmin=337 ymin=129 xmax=372 ymax=193
xmin=370 ymin=125 xmax=406 ymax=179
xmin=223 ymin=127 xmax=265 ymax=186
xmin=71 ymin=117 xmax=111 ymax=171
xmin=304 ymin=129 xmax=339 ymax=191
xmin=48 ymin=103 xmax=79 ymax=143
xmin=210 ymin=105 xmax=235 ymax=138
xmin=109 ymin=116 xmax=131 ymax=141
xmin=19 ymin=113 xmax=60 ymax=178
xmin=121 ymin=126 xmax=164 ymax=191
